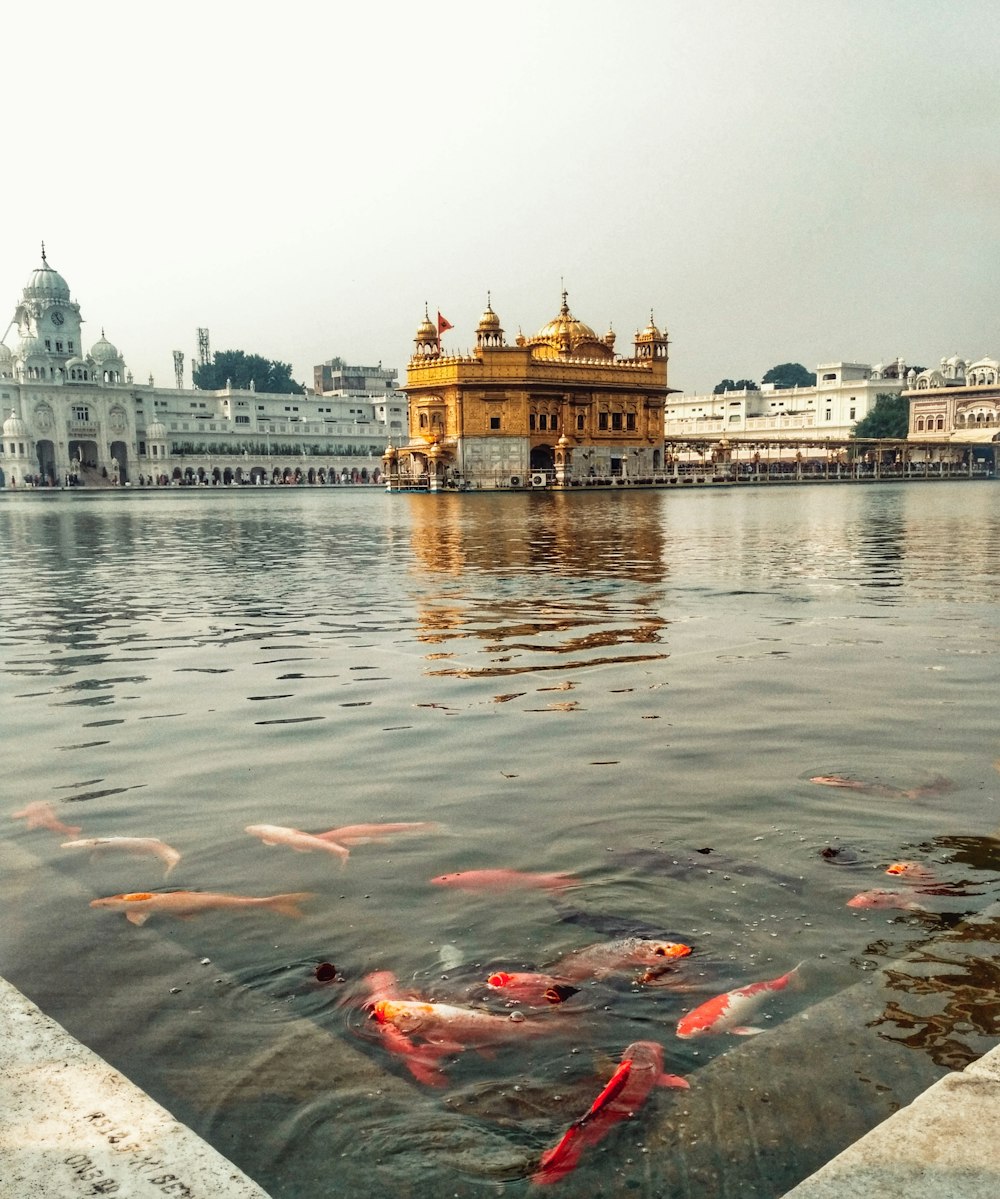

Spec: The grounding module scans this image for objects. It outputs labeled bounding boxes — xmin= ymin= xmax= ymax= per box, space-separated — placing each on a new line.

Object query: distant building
xmin=665 ymin=359 xmax=908 ymax=444
xmin=313 ymin=357 xmax=398 ymax=397
xmin=387 ymin=292 xmax=673 ymax=491
xmin=905 ymin=354 xmax=999 ymax=463
xmin=0 ymin=249 xmax=400 ymax=487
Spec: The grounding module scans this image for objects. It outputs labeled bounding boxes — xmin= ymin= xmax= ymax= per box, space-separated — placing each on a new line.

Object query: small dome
xmin=65 ymin=355 xmax=86 ymax=369
xmin=414 ymin=310 xmax=438 ymax=345
xmin=3 ymin=410 xmax=28 ymax=437
xmin=24 ymin=261 xmax=71 ymax=301
xmin=0 ymin=343 xmax=13 ymax=362
xmin=635 ymin=310 xmax=665 ymax=341
xmin=146 ymin=419 xmax=168 ymax=440
xmin=17 ymin=334 xmax=44 ymax=359
xmin=477 ymin=297 xmax=502 ymax=332
xmin=90 ymin=333 xmax=122 ymax=363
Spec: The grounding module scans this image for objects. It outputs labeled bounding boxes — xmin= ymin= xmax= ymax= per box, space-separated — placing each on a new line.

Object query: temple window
xmin=611 ymin=412 xmax=622 ymax=431
xmin=538 ymin=414 xmax=547 ymax=431
xmin=551 ymin=414 xmax=558 ymax=431
xmin=626 ymin=413 xmax=636 ymax=431
xmin=529 ymin=414 xmax=536 ymax=430
xmin=576 ymin=414 xmax=584 ymax=431
xmin=598 ymin=412 xmax=608 ymax=430
xmin=490 ymin=416 xmax=501 ymax=430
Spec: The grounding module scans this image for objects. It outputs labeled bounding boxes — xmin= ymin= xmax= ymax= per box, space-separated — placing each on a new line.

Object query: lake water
xmin=2 ymin=482 xmax=999 ymax=1198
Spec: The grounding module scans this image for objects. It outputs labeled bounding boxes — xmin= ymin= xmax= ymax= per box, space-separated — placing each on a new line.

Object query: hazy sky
xmin=3 ymin=1 xmax=998 ymax=394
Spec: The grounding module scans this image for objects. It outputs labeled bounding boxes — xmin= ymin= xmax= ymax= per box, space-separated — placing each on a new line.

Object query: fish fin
xmin=534 ymin=1125 xmax=583 ymax=1183
xmin=732 ymin=1026 xmax=765 ymax=1036
xmin=260 ymin=836 xmax=280 ymax=846
xmin=269 ymin=892 xmax=314 ymax=918
xmin=125 ymin=911 xmax=150 ymax=926
xmin=657 ymin=1072 xmax=690 ymax=1089
xmin=576 ymin=1060 xmax=632 ymax=1125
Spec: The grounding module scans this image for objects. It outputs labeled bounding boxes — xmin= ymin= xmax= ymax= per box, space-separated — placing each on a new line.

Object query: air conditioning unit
xmin=530 ymin=472 xmax=547 ymax=488
xmin=509 ymin=475 xmax=521 ymax=487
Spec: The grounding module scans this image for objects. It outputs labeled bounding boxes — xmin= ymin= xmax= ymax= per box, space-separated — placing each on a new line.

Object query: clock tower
xmin=13 ymin=242 xmax=84 ymax=383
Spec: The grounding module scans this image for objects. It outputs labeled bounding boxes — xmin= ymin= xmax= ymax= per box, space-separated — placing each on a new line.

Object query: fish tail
xmin=268 ymin=892 xmax=314 ymax=918
xmin=533 ymin=1126 xmax=583 ymax=1184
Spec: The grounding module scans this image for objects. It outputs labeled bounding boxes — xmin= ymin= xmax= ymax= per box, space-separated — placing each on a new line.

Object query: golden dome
xmin=527 ymin=290 xmax=611 ymax=359
xmin=415 ymin=306 xmax=438 ymax=344
xmin=635 ymin=310 xmax=665 ymax=341
xmin=477 ymin=293 xmax=502 ymax=332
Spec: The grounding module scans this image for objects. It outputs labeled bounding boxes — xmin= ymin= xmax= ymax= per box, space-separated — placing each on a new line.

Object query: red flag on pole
xmin=437 ymin=311 xmax=454 ymax=337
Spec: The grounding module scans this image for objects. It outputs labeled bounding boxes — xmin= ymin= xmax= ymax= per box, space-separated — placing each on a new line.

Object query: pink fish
xmin=245 ymin=824 xmax=349 ymax=864
xmin=552 ymin=937 xmax=692 ymax=982
xmin=847 ymin=888 xmax=927 ymax=911
xmin=358 ymin=971 xmax=451 ymax=1087
xmin=316 ymin=821 xmax=437 ymax=846
xmin=61 ymin=836 xmax=181 ymax=878
xmin=485 ymin=971 xmax=578 ymax=1006
xmin=90 ymin=889 xmax=313 ymax=925
xmin=810 ymin=774 xmax=953 ymax=800
xmin=430 ymin=868 xmax=578 ymax=893
xmin=532 ymin=1041 xmax=688 ymax=1184
xmin=885 ymin=861 xmax=937 ymax=885
xmin=676 ymin=965 xmax=803 ymax=1038
xmin=11 ymin=801 xmax=81 ymax=838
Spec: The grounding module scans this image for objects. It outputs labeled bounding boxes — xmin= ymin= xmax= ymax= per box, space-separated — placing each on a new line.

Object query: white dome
xmin=90 ymin=334 xmax=122 ymax=363
xmin=3 ymin=410 xmax=28 ymax=437
xmin=146 ymin=420 xmax=168 ymax=440
xmin=17 ymin=334 xmax=45 ymax=359
xmin=24 ymin=263 xmax=71 ymax=301
xmin=65 ymin=355 xmax=86 ymax=369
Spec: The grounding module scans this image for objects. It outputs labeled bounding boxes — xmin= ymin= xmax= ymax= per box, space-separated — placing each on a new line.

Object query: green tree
xmin=713 ymin=378 xmax=758 ymax=394
xmin=193 ymin=350 xmax=304 ymax=394
xmin=852 ymin=393 xmax=910 ymax=439
xmin=761 ymin=362 xmax=816 ymax=389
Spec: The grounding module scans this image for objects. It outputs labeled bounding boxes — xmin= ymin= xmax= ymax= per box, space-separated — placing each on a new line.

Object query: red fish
xmin=485 ymin=971 xmax=578 ymax=1006
xmin=885 ymin=861 xmax=937 ymax=884
xmin=11 ymin=801 xmax=81 ymax=838
xmin=358 ymin=972 xmax=451 ymax=1087
xmin=676 ymin=965 xmax=803 ymax=1038
xmin=532 ymin=1041 xmax=688 ymax=1184
xmin=847 ymin=888 xmax=927 ymax=911
xmin=430 ymin=868 xmax=578 ymax=893
xmin=552 ymin=937 xmax=692 ymax=981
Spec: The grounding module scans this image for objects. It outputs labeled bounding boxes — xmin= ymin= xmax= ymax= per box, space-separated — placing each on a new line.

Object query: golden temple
xmin=384 ymin=291 xmax=674 ymax=491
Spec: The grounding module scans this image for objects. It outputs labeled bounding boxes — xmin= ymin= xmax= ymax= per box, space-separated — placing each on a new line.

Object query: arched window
xmin=936 ymin=416 xmax=944 ymax=430
xmin=916 ymin=417 xmax=925 ymax=431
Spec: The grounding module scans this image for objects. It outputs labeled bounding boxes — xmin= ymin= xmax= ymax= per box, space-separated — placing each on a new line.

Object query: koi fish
xmin=552 ymin=937 xmax=692 ymax=981
xmin=371 ymin=998 xmax=555 ymax=1048
xmin=245 ymin=824 xmax=349 ymax=864
xmin=810 ymin=774 xmax=953 ymax=800
xmin=11 ymin=801 xmax=81 ymax=838
xmin=676 ymin=964 xmax=803 ymax=1038
xmin=358 ymin=971 xmax=451 ymax=1087
xmin=431 ymin=868 xmax=578 ymax=893
xmin=847 ymin=888 xmax=927 ymax=911
xmin=90 ymin=890 xmax=313 ymax=925
xmin=316 ymin=821 xmax=437 ymax=846
xmin=61 ymin=836 xmax=181 ymax=877
xmin=885 ymin=861 xmax=937 ymax=884
xmin=485 ymin=971 xmax=579 ymax=1006
xmin=532 ymin=1041 xmax=688 ymax=1185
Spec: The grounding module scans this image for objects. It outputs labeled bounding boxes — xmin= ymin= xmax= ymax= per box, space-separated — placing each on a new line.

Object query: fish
xmin=61 ymin=836 xmax=181 ymax=877
xmin=485 ymin=971 xmax=579 ymax=1006
xmin=810 ymin=774 xmax=954 ymax=800
xmin=885 ymin=861 xmax=937 ymax=884
xmin=846 ymin=888 xmax=928 ymax=911
xmin=430 ymin=868 xmax=578 ymax=893
xmin=11 ymin=801 xmax=81 ymax=838
xmin=315 ymin=821 xmax=437 ymax=845
xmin=90 ymin=890 xmax=313 ymax=925
xmin=371 ymin=997 xmax=557 ymax=1048
xmin=358 ymin=971 xmax=451 ymax=1087
xmin=676 ymin=964 xmax=804 ymax=1038
xmin=552 ymin=937 xmax=692 ymax=982
xmin=245 ymin=824 xmax=350 ymax=864
xmin=532 ymin=1041 xmax=688 ymax=1184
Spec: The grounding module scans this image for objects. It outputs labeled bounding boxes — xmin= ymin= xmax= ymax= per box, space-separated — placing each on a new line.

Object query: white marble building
xmin=0 ymin=249 xmax=405 ymax=488
xmin=665 ymin=360 xmax=908 ymax=442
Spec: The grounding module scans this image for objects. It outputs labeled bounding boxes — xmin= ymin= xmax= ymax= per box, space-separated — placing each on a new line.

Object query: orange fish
xmin=885 ymin=861 xmax=937 ymax=884
xmin=316 ymin=821 xmax=437 ymax=846
xmin=532 ymin=1041 xmax=688 ymax=1184
xmin=245 ymin=824 xmax=349 ymax=864
xmin=11 ymin=801 xmax=81 ymax=838
xmin=485 ymin=971 xmax=579 ymax=1006
xmin=430 ymin=868 xmax=578 ymax=893
xmin=552 ymin=937 xmax=692 ymax=981
xmin=61 ymin=836 xmax=181 ymax=877
xmin=371 ymin=997 xmax=556 ymax=1049
xmin=847 ymin=888 xmax=927 ymax=911
xmin=676 ymin=965 xmax=803 ymax=1038
xmin=90 ymin=890 xmax=313 ymax=925
xmin=358 ymin=971 xmax=451 ymax=1087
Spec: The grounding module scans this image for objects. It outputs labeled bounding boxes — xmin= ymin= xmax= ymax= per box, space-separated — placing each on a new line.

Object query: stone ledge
xmin=0 ymin=976 xmax=273 ymax=1199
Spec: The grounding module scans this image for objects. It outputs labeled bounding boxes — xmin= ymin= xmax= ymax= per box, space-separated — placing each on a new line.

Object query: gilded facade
xmin=386 ymin=293 xmax=672 ymax=491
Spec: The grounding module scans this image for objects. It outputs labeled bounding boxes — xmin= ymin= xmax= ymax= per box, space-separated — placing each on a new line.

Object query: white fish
xmin=61 ymin=836 xmax=181 ymax=877
xmin=245 ymin=824 xmax=350 ymax=865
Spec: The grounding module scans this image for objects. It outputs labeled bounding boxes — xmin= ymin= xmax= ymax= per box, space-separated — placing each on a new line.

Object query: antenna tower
xmin=172 ymin=350 xmax=185 ymax=390
xmin=197 ymin=328 xmax=211 ymax=366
